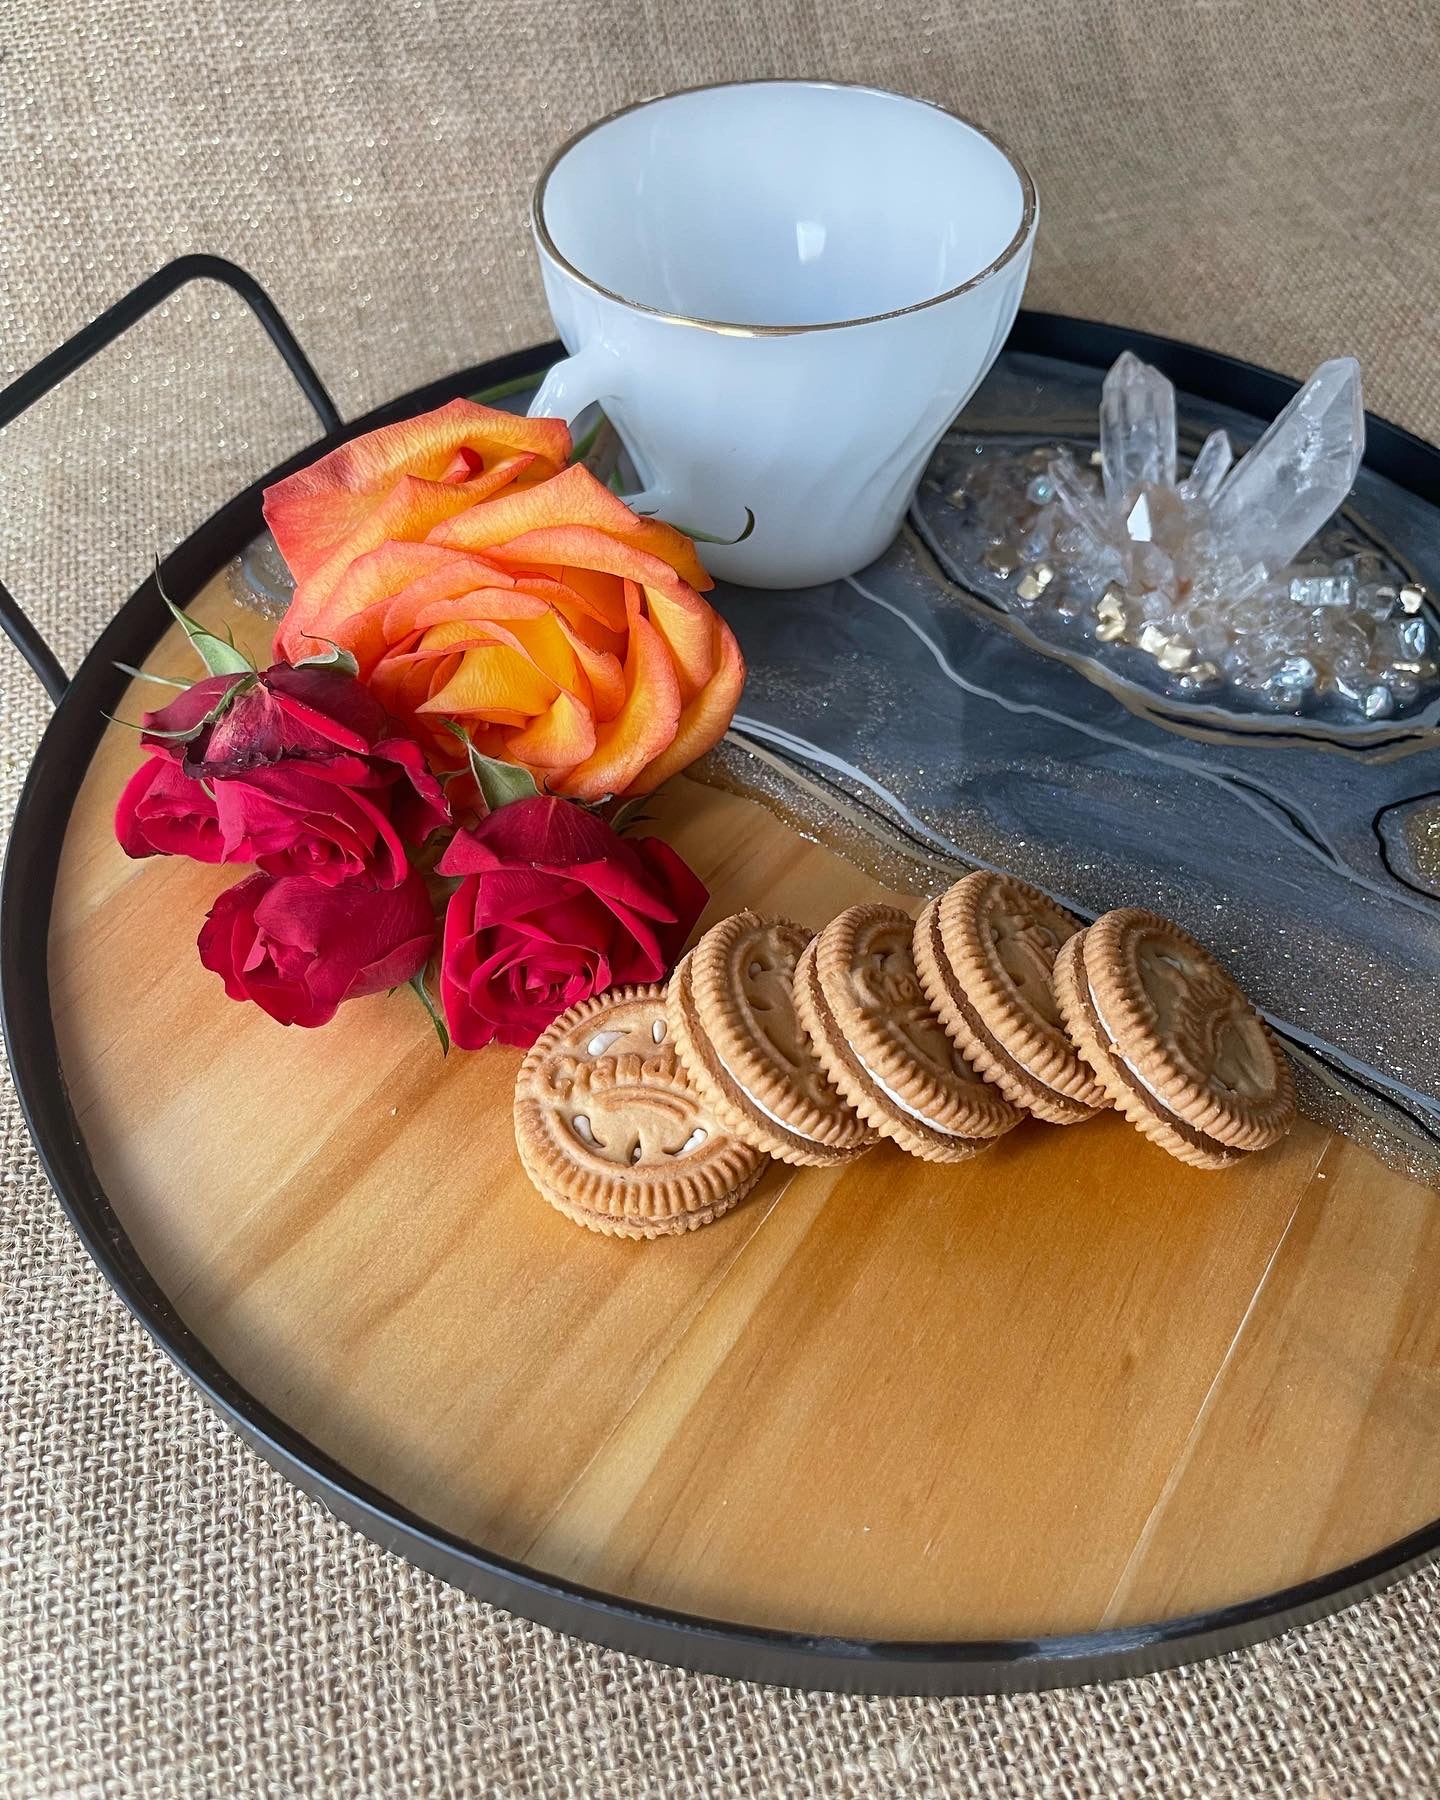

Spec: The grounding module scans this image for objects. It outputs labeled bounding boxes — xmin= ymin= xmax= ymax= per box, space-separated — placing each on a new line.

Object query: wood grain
xmin=45 ymin=573 xmax=1440 ymax=1641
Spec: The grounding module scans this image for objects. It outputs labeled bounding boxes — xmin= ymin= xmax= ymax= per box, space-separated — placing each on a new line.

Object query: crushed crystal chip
xmin=1290 ymin=573 xmax=1355 ymax=608
xmin=1364 ymin=684 xmax=1395 ymax=718
xmin=1276 ymin=654 xmax=1318 ymax=689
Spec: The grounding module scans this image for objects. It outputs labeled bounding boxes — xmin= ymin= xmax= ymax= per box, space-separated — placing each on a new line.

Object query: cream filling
xmin=1086 ymin=978 xmax=1176 ymax=1111
xmin=710 ymin=1037 xmax=826 ymax=1142
xmin=851 ymin=1043 xmax=974 ymax=1138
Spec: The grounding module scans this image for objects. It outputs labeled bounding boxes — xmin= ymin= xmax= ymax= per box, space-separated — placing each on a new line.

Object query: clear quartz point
xmin=1207 ymin=357 xmax=1365 ymax=571
xmin=1179 ymin=428 xmax=1234 ymax=503
xmin=1190 ymin=557 xmax=1269 ymax=608
xmin=1233 ymin=564 xmax=1271 ymax=604
xmin=948 ymin=351 xmax=1432 ymax=723
xmin=1099 ymin=351 xmax=1178 ymax=506
xmin=1047 ymin=449 xmax=1113 ymax=548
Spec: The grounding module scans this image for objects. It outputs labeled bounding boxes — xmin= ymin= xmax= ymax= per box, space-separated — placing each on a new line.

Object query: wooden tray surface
xmin=43 ymin=574 xmax=1440 ymax=1645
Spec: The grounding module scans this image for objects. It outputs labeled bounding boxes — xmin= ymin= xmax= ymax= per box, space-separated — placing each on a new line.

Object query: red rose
xmin=119 ymin=662 xmax=449 ymax=886
xmin=437 ymin=795 xmax=707 ymax=1049
xmin=198 ymin=867 xmax=437 ymax=1027
xmin=115 ymin=753 xmax=225 ymax=862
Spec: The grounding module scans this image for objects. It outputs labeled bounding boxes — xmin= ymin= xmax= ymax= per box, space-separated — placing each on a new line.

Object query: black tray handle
xmin=0 ymin=255 xmax=343 ymax=705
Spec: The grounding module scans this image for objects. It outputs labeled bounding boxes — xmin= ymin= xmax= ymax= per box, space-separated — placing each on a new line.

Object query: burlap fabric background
xmin=3 ymin=1 xmax=1439 ymax=1792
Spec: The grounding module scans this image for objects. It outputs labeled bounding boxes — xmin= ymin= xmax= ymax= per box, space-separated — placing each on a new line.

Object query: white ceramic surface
xmin=529 ymin=80 xmax=1037 ymax=588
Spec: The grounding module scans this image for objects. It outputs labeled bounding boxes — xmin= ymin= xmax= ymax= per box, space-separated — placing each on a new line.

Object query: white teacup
xmin=529 ymin=79 xmax=1036 ymax=589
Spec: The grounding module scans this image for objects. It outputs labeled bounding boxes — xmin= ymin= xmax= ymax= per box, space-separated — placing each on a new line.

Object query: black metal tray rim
xmin=3 ymin=272 xmax=1438 ymax=1695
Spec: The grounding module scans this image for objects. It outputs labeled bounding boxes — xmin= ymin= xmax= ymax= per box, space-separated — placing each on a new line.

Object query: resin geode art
xmin=933 ymin=352 xmax=1437 ymax=723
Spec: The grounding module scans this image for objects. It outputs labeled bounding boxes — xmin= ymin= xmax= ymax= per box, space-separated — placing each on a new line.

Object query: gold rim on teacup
xmin=531 ymin=78 xmax=1039 ymax=340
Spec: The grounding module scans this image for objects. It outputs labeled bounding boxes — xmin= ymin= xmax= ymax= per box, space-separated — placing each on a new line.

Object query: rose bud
xmin=120 ymin=662 xmax=450 ymax=886
xmin=197 ymin=867 xmax=436 ymax=1028
xmin=436 ymin=794 xmax=707 ymax=1050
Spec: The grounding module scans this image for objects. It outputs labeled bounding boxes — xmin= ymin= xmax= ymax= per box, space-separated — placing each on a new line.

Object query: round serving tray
xmin=4 ymin=310 xmax=1440 ymax=1696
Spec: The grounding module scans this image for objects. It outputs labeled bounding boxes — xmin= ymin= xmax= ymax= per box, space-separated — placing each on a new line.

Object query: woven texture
xmin=3 ymin=0 xmax=1439 ymax=1791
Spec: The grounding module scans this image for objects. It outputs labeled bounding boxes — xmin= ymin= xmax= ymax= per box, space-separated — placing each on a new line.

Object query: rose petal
xmin=264 ymin=397 xmax=570 ymax=583
xmin=516 ymin=569 xmax=628 ymax=637
xmin=503 ymin=689 xmax=596 ymax=770
xmin=139 ymin=674 xmax=250 ymax=751
xmin=620 ymin=610 xmax=745 ymax=794
xmin=115 ymin=755 xmax=226 ymax=862
xmin=417 ymin=642 xmax=557 ymax=720
xmin=546 ymin=613 xmax=626 ymax=720
xmin=436 ymin=795 xmax=622 ymax=875
xmin=304 ymin=549 xmax=553 ymax=678
xmin=372 ymin=736 xmax=452 ymax=843
xmin=282 ymin=462 xmax=539 ymax=648
xmin=551 ymin=605 xmax=680 ymax=800
xmin=631 ymin=836 xmax=710 ymax=945
xmin=428 ymin=462 xmax=712 ymax=593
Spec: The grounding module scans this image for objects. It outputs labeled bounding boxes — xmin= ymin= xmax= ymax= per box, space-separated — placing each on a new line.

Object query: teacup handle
xmin=528 ymin=347 xmax=672 ymax=518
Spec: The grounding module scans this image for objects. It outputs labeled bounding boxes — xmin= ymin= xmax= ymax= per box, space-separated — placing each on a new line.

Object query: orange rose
xmin=266 ymin=404 xmax=743 ymax=801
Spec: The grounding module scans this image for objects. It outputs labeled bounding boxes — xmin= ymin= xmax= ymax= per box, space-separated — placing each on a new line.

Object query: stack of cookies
xmin=513 ymin=871 xmax=1297 ymax=1238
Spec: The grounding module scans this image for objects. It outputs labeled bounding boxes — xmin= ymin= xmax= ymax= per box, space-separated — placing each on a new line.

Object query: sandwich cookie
xmin=914 ymin=871 xmax=1109 ymax=1125
xmin=514 ymin=985 xmax=767 ymax=1237
xmin=1053 ymin=907 xmax=1296 ymax=1170
xmin=666 ymin=913 xmax=877 ymax=1166
xmin=793 ymin=903 xmax=1024 ymax=1163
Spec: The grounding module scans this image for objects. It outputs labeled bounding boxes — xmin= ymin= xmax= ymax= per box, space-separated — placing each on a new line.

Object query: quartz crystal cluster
xmin=946 ymin=352 xmax=1435 ymax=722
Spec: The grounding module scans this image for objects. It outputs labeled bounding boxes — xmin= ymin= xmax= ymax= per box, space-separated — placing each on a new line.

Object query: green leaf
xmin=442 ymin=722 xmax=542 ymax=812
xmin=469 ymin=369 xmax=548 ymax=407
xmin=607 ymin=795 xmax=652 ymax=835
xmin=103 ymin=713 xmax=203 ymax=740
xmin=113 ymin=661 xmax=190 ymax=689
xmin=409 ymin=967 xmax=450 ymax=1055
xmin=293 ymin=638 xmax=360 ymax=678
xmin=105 ymin=670 xmax=257 ymax=741
xmin=653 ymin=507 xmax=756 ymax=546
xmin=156 ymin=561 xmax=256 ymax=677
